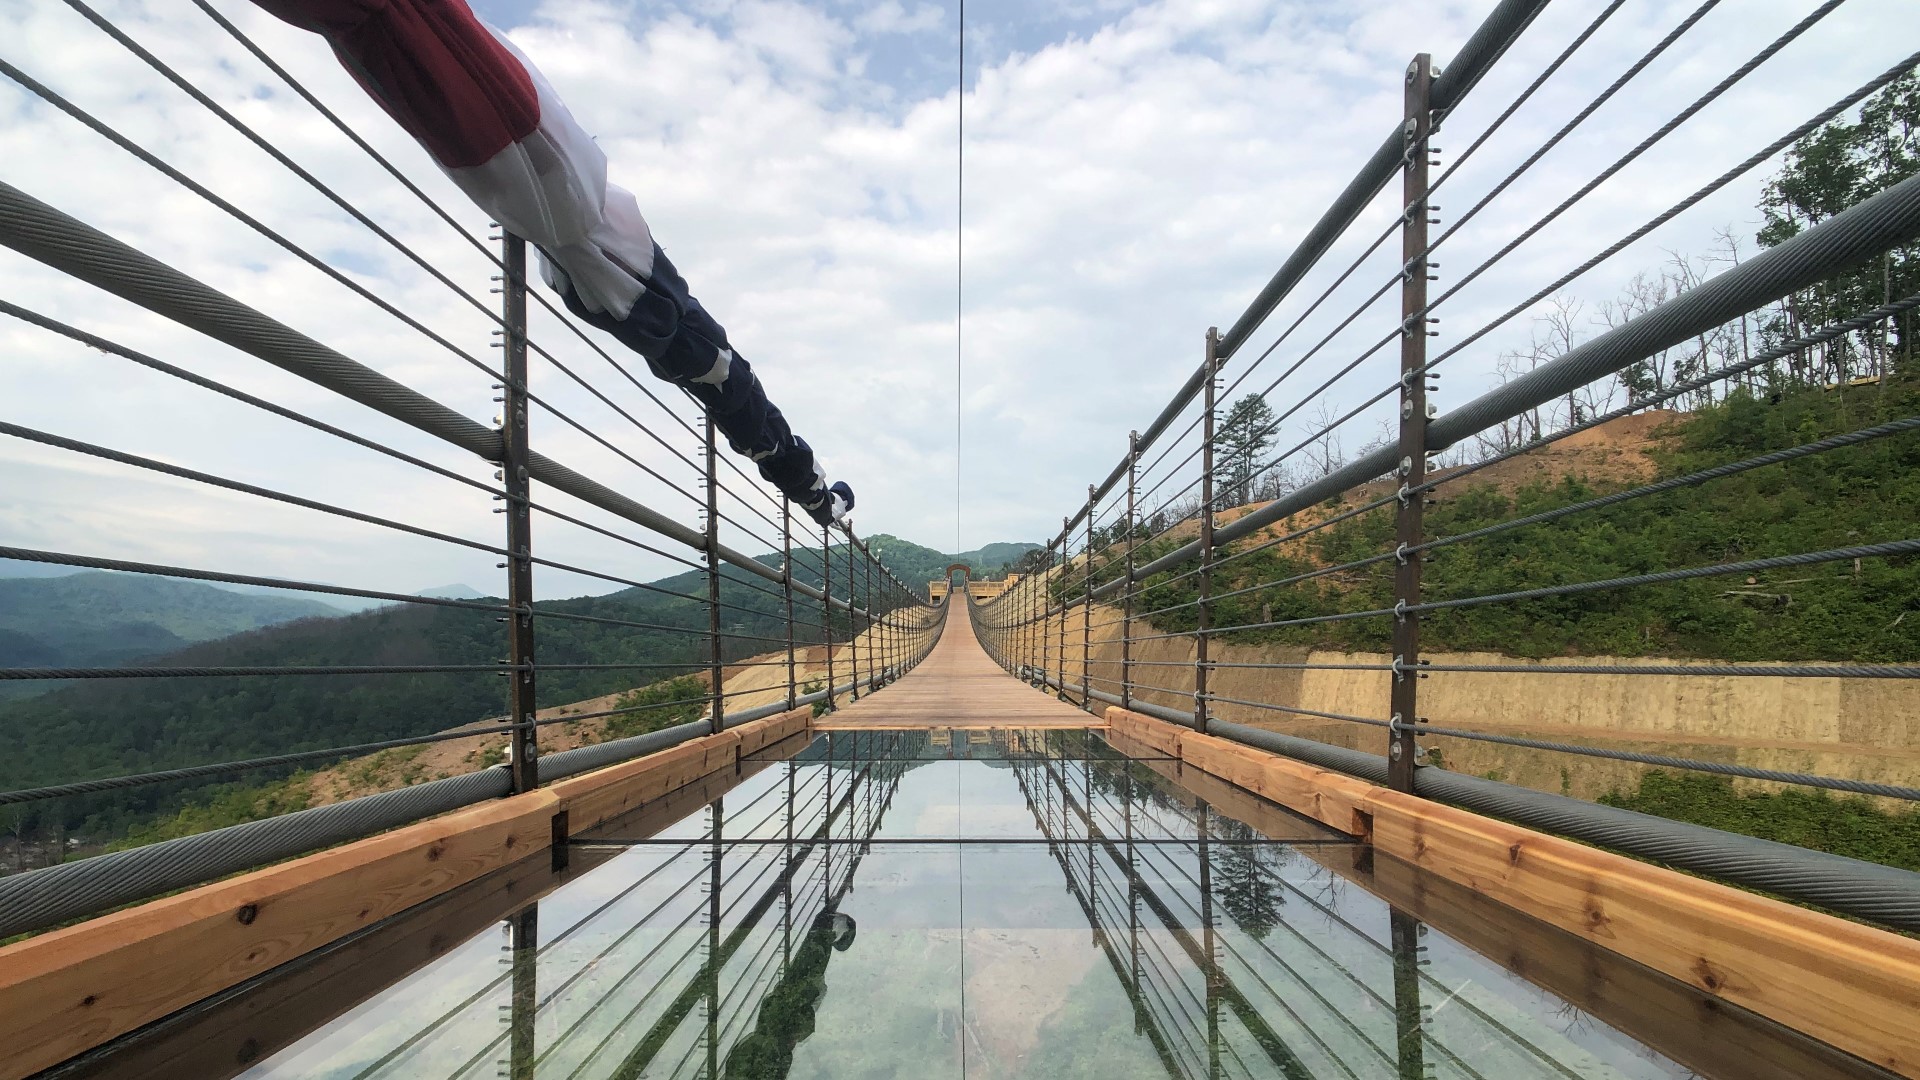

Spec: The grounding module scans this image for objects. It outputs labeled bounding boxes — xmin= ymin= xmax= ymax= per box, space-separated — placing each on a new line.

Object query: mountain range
xmin=0 ymin=535 xmax=1037 ymax=836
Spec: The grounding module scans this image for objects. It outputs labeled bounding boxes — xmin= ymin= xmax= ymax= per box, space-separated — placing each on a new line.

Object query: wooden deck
xmin=814 ymin=604 xmax=1103 ymax=729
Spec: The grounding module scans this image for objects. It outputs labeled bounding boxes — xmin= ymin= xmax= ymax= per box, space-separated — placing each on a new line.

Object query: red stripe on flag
xmin=255 ymin=0 xmax=539 ymax=168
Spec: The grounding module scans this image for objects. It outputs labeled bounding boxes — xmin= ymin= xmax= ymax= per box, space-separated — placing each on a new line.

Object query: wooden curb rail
xmin=0 ymin=708 xmax=812 ymax=1080
xmin=1103 ymin=705 xmax=1920 ymax=1079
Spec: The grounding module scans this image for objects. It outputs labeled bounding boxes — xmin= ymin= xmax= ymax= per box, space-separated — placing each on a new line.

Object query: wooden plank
xmin=50 ymin=850 xmax=574 ymax=1080
xmin=0 ymin=715 xmax=816 ymax=1079
xmin=1366 ymin=786 xmax=1920 ymax=1077
xmin=1109 ymin=706 xmax=1920 ymax=1078
xmin=0 ymin=792 xmax=558 ymax=1080
xmin=1103 ymin=730 xmax=1350 ymax=843
xmin=1338 ymin=849 xmax=1908 ymax=1080
xmin=548 ymin=730 xmax=742 ymax=834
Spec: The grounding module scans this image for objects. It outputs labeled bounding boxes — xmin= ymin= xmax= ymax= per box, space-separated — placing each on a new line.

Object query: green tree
xmin=1215 ymin=394 xmax=1277 ymax=508
xmin=1758 ymin=64 xmax=1919 ymax=382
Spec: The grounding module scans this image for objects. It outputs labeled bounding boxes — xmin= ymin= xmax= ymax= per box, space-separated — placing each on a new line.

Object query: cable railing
xmin=971 ymin=0 xmax=1920 ymax=932
xmin=0 ymin=7 xmax=942 ymax=940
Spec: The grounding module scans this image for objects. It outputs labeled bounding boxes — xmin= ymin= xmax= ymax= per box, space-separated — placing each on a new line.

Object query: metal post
xmin=498 ymin=232 xmax=538 ymax=794
xmin=848 ymin=534 xmax=861 ymax=702
xmin=822 ymin=524 xmax=835 ymax=712
xmin=706 ymin=798 xmax=722 ymax=1079
xmin=864 ymin=540 xmax=875 ymax=691
xmin=1390 ymin=53 xmax=1434 ymax=792
xmin=1195 ymin=328 xmax=1220 ymax=733
xmin=1199 ymin=800 xmax=1220 ymax=1080
xmin=704 ymin=416 xmax=725 ymax=735
xmin=1126 ymin=762 xmax=1141 ymax=1033
xmin=1083 ymin=485 xmax=1095 ymax=710
xmin=1057 ymin=520 xmax=1070 ymax=701
xmin=1390 ymin=908 xmax=1428 ymax=1079
xmin=1123 ymin=430 xmax=1139 ymax=712
xmin=507 ymin=905 xmax=537 ymax=1080
xmin=783 ymin=503 xmax=797 ymax=711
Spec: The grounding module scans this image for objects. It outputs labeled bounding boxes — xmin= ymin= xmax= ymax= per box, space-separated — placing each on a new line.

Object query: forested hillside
xmin=0 ymin=572 xmax=342 ymax=668
xmin=1079 ymin=378 xmax=1919 ymax=663
xmin=0 ymin=533 xmax=1025 ymax=840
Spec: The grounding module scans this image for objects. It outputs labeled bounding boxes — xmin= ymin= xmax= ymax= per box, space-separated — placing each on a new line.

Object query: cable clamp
xmin=1393 ymin=599 xmax=1408 ymax=623
xmin=1397 ymin=482 xmax=1411 ymax=506
xmin=1395 ymin=542 xmax=1410 ymax=565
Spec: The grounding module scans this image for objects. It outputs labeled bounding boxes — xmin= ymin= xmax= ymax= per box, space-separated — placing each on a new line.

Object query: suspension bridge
xmin=2 ymin=1 xmax=1919 ymax=1078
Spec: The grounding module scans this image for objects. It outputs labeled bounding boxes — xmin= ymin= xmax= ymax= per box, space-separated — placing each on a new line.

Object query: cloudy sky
xmin=0 ymin=0 xmax=1909 ymax=601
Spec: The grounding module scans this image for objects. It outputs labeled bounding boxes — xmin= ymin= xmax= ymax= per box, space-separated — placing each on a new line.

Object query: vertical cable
xmin=956 ymin=0 xmax=966 ymax=553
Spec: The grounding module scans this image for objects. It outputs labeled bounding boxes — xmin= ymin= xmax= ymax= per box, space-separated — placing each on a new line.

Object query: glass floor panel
xmin=53 ymin=729 xmax=1898 ymax=1080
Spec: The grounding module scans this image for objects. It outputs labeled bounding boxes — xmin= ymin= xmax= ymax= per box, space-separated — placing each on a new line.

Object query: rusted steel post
xmin=1057 ymin=519 xmax=1071 ymax=701
xmin=704 ymin=415 xmax=724 ymax=734
xmin=1389 ymin=53 xmax=1435 ymax=793
xmin=498 ymin=231 xmax=538 ymax=793
xmin=864 ymin=538 xmax=876 ymax=690
xmin=848 ymin=532 xmax=861 ymax=702
xmin=507 ymin=905 xmax=538 ymax=1079
xmin=822 ymin=524 xmax=835 ymax=713
xmin=783 ymin=502 xmax=797 ymax=711
xmin=1083 ymin=484 xmax=1095 ymax=709
xmin=1123 ymin=430 xmax=1139 ymax=712
xmin=1195 ymin=328 xmax=1220 ymax=733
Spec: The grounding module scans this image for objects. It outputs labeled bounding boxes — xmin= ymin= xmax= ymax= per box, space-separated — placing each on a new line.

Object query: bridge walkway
xmin=816 ymin=603 xmax=1098 ymax=729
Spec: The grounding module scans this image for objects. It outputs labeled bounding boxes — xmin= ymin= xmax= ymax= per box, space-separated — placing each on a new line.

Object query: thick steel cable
xmin=0 ymin=420 xmax=509 ymax=557
xmin=0 ymin=765 xmax=514 ymax=939
xmin=1409 ymin=722 xmax=1920 ymax=801
xmin=1428 ymin=0 xmax=1628 ymax=194
xmin=1109 ymin=692 xmax=1920 ymax=928
xmin=0 ymin=55 xmax=523 ymax=394
xmin=184 ymin=0 xmax=709 ymax=461
xmin=0 ymin=544 xmax=505 ymax=613
xmin=1427 ymin=0 xmax=1852 ymax=314
xmin=0 ymin=724 xmax=530 ymax=806
xmin=1138 ymin=416 xmax=1920 ymax=625
xmin=21 ymin=21 xmax=757 ymax=551
xmin=1 ymin=662 xmax=515 ymax=680
xmin=0 ymin=302 xmax=500 ymax=498
xmin=1106 ymin=170 xmax=1920 ymax=597
xmin=526 ymin=499 xmax=708 ymax=575
xmin=1054 ymin=0 xmax=1552 ymax=547
xmin=1424 ymin=0 xmax=1724 ymax=259
xmin=1426 ymin=48 xmax=1920 ymax=373
xmin=1418 ymin=416 xmax=1920 ymax=555
xmin=1195 ymin=538 xmax=1920 ymax=637
xmin=1418 ymin=294 xmax=1920 ymax=497
xmin=1223 ymin=218 xmax=1402 ymax=406
xmin=0 ymin=182 xmax=844 ymax=592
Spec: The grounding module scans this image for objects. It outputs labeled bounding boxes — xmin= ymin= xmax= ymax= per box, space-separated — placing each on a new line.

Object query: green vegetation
xmin=1085 ymin=376 xmax=1920 ymax=663
xmin=602 ymin=676 xmax=709 ymax=740
xmin=0 ymin=571 xmax=339 ymax=669
xmin=108 ymin=774 xmax=314 ymax=852
xmin=1602 ymin=771 xmax=1920 ymax=873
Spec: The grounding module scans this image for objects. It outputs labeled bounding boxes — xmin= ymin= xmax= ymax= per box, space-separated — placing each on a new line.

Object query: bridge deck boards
xmin=814 ymin=605 xmax=1101 ymax=729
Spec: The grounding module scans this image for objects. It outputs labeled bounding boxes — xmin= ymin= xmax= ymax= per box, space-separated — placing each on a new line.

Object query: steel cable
xmin=1428 ymin=0 xmax=1854 ymax=318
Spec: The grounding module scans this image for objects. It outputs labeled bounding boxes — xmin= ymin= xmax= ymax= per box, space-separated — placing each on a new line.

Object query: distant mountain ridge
xmin=0 ymin=572 xmax=343 ymax=669
xmin=0 ymin=532 xmax=1039 ymax=836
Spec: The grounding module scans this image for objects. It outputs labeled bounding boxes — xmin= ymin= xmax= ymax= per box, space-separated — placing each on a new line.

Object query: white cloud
xmin=0 ymin=0 xmax=1909 ymax=598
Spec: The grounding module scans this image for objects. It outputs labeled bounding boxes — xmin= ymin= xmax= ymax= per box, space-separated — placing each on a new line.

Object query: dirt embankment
xmin=1018 ymin=412 xmax=1913 ymax=806
xmin=297 ymin=624 xmax=902 ymax=806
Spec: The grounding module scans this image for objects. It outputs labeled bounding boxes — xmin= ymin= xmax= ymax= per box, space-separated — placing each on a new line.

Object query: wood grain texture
xmin=0 ymin=793 xmax=558 ymax=1080
xmin=0 ymin=710 xmax=814 ymax=1079
xmin=1105 ymin=705 xmax=1920 ymax=1078
xmin=816 ymin=606 xmax=1105 ymax=729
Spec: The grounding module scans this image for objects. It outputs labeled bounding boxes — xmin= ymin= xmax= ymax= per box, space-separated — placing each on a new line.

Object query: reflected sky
xmin=63 ymin=730 xmax=1897 ymax=1080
